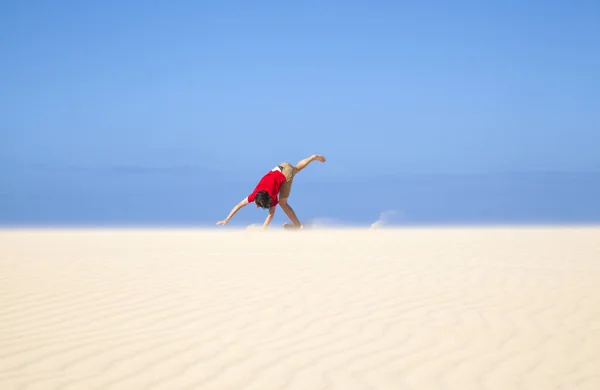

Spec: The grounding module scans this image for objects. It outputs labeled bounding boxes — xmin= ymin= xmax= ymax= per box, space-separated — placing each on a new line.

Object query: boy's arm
xmin=217 ymin=197 xmax=249 ymax=225
xmin=262 ymin=206 xmax=276 ymax=229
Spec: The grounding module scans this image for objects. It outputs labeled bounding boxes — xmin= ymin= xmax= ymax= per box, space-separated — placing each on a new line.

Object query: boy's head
xmin=254 ymin=190 xmax=273 ymax=209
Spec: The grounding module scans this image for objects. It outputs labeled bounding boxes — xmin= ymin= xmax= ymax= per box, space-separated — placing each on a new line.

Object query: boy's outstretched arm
xmin=217 ymin=197 xmax=249 ymax=225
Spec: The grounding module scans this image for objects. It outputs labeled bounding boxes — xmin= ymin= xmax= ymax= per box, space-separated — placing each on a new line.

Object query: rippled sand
xmin=1 ymin=227 xmax=599 ymax=389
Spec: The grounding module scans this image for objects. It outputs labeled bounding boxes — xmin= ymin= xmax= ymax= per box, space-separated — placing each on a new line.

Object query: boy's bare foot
xmin=283 ymin=223 xmax=303 ymax=230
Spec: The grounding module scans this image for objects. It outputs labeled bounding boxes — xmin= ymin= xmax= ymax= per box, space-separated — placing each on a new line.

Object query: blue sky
xmin=1 ymin=0 xmax=599 ymax=225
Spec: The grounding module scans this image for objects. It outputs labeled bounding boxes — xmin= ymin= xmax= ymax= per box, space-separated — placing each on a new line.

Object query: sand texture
xmin=1 ymin=227 xmax=600 ymax=389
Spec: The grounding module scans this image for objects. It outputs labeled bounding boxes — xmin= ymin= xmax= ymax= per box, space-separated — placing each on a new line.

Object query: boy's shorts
xmin=275 ymin=162 xmax=297 ymax=200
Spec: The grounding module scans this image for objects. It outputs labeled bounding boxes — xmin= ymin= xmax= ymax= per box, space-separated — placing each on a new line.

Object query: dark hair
xmin=254 ymin=191 xmax=272 ymax=209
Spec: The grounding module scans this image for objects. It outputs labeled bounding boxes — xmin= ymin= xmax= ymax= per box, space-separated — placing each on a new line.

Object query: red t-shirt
xmin=247 ymin=170 xmax=286 ymax=207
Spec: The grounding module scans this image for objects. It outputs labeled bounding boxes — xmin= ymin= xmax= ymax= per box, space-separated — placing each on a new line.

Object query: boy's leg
xmin=278 ymin=154 xmax=326 ymax=200
xmin=295 ymin=154 xmax=326 ymax=173
xmin=279 ymin=200 xmax=302 ymax=228
xmin=277 ymin=154 xmax=326 ymax=228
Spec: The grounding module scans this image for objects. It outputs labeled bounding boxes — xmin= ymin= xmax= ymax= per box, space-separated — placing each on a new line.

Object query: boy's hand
xmin=216 ymin=219 xmax=228 ymax=225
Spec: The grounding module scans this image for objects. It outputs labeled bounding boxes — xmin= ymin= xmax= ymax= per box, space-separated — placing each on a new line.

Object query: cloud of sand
xmin=370 ymin=209 xmax=402 ymax=229
xmin=304 ymin=217 xmax=348 ymax=228
xmin=305 ymin=209 xmax=403 ymax=229
xmin=244 ymin=209 xmax=404 ymax=230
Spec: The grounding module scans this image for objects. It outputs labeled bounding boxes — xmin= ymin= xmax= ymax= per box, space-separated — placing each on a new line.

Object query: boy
xmin=216 ymin=154 xmax=326 ymax=229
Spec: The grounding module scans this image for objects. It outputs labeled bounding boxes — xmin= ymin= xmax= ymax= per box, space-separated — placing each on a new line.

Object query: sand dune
xmin=1 ymin=227 xmax=599 ymax=389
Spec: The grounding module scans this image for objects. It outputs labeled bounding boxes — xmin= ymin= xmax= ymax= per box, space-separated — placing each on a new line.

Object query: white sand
xmin=1 ymin=227 xmax=599 ymax=390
